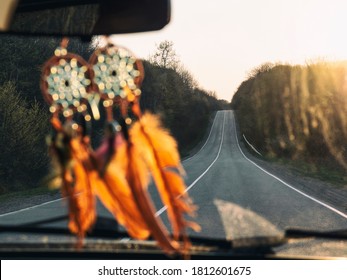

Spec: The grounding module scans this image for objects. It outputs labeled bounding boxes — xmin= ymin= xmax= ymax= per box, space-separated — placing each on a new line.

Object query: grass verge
xmin=0 ymin=186 xmax=58 ymax=204
xmin=263 ymin=156 xmax=347 ymax=187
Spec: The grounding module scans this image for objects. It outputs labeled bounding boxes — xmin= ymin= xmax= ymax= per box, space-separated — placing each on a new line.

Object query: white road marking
xmin=231 ymin=111 xmax=347 ymax=219
xmin=0 ymin=197 xmax=64 ymax=218
xmin=182 ymin=111 xmax=219 ymax=162
xmin=155 ymin=111 xmax=227 ymax=217
xmin=121 ymin=115 xmax=223 ymax=242
xmin=243 ymin=134 xmax=262 ymax=156
xmin=1 ymin=110 xmax=225 ymax=246
xmin=0 ymin=113 xmax=220 ymax=218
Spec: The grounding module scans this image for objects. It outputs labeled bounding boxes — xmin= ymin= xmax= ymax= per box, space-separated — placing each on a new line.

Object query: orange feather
xmin=66 ymin=138 xmax=97 ymax=240
xmin=48 ymin=119 xmax=97 ymax=241
xmin=130 ymin=113 xmax=200 ymax=249
xmin=95 ymin=147 xmax=152 ymax=240
xmin=93 ymin=127 xmax=151 ymax=239
xmin=125 ymin=138 xmax=180 ymax=254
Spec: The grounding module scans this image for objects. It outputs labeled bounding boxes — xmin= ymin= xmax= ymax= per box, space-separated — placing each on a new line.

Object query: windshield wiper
xmin=285 ymin=228 xmax=347 ymax=240
xmin=0 ymin=215 xmax=129 ymax=239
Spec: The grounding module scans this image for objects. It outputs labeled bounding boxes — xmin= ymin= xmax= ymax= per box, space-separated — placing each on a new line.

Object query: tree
xmin=0 ymin=82 xmax=50 ymax=193
xmin=177 ymin=65 xmax=198 ymax=90
xmin=232 ymin=61 xmax=347 ymax=173
xmin=247 ymin=62 xmax=274 ymax=79
xmin=149 ymin=40 xmax=180 ymax=69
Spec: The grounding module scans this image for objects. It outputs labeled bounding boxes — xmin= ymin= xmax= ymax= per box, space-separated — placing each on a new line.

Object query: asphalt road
xmin=176 ymin=110 xmax=347 ymax=240
xmin=0 ymin=110 xmax=346 ymax=243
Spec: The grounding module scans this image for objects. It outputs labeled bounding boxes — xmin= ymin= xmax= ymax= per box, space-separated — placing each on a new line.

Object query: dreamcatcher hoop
xmin=89 ymin=44 xmax=144 ymax=101
xmin=40 ymin=38 xmax=93 ymax=118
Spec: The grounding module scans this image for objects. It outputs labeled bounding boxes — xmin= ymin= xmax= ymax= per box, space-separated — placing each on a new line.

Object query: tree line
xmin=231 ymin=62 xmax=347 ymax=180
xmin=0 ymin=37 xmax=225 ymax=194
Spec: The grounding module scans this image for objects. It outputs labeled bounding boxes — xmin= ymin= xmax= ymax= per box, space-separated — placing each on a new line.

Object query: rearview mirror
xmin=1 ymin=0 xmax=171 ymax=36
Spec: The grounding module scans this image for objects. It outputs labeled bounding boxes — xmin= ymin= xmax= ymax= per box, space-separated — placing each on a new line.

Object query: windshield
xmin=0 ymin=0 xmax=347 ymax=259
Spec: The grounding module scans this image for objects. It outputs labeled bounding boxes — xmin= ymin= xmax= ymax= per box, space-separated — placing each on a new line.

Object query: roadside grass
xmin=264 ymin=156 xmax=347 ymax=187
xmin=180 ymin=112 xmax=216 ymax=159
xmin=180 ymin=125 xmax=208 ymax=158
xmin=0 ymin=112 xmax=214 ymax=201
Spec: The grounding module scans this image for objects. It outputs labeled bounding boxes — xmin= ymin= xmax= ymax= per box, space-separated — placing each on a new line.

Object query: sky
xmin=111 ymin=0 xmax=347 ymax=101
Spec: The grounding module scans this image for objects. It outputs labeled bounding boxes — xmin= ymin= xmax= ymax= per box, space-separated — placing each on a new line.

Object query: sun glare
xmin=111 ymin=0 xmax=347 ymax=100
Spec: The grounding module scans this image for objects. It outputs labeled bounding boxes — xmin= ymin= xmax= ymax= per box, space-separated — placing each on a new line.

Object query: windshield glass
xmin=0 ymin=0 xmax=346 ymax=259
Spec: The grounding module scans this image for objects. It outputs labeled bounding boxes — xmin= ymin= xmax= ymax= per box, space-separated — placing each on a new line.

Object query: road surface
xmin=0 ymin=110 xmax=346 ymax=243
xmin=177 ymin=111 xmax=347 ymax=240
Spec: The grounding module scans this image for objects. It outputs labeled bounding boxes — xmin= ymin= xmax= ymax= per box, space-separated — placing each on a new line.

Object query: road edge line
xmin=182 ymin=111 xmax=219 ymax=163
xmin=124 ymin=112 xmax=226 ymax=240
xmin=156 ymin=111 xmax=227 ymax=216
xmin=231 ymin=111 xmax=347 ymax=219
xmin=0 ymin=112 xmax=223 ymax=221
xmin=0 ymin=197 xmax=64 ymax=217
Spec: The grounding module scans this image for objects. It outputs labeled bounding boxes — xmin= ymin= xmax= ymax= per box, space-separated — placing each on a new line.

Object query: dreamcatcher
xmin=41 ymin=38 xmax=96 ymax=242
xmin=41 ymin=37 xmax=200 ymax=254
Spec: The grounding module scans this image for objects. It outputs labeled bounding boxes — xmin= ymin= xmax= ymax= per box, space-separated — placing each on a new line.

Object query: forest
xmin=0 ymin=37 xmax=225 ymax=194
xmin=232 ymin=62 xmax=347 ymax=184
